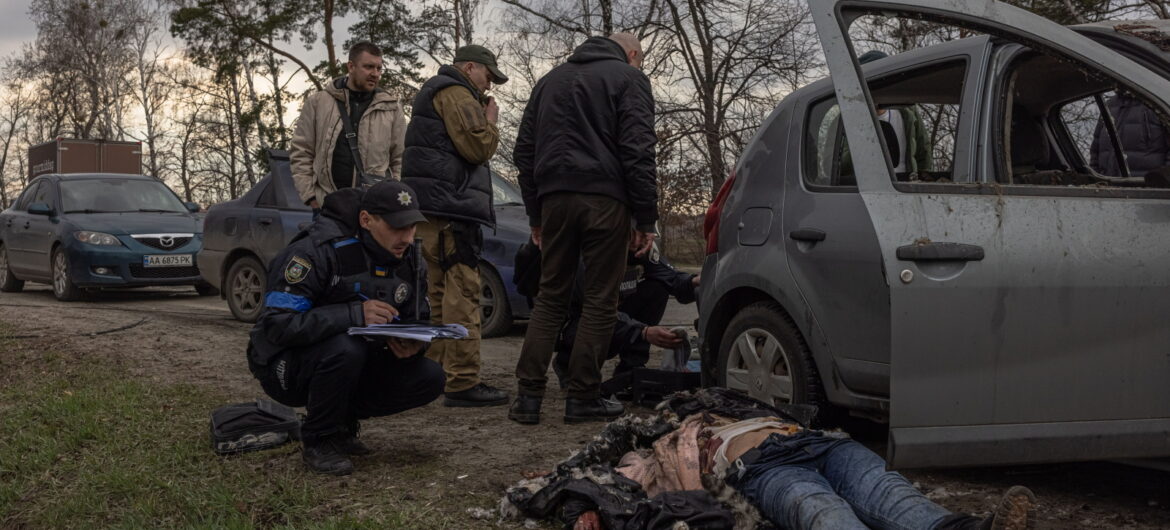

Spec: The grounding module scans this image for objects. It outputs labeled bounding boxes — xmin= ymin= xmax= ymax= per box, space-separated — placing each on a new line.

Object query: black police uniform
xmin=522 ymin=246 xmax=696 ymax=375
xmin=247 ymin=208 xmax=443 ymax=446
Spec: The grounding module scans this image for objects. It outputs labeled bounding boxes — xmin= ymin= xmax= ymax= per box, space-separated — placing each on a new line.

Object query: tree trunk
xmin=324 ymin=0 xmax=337 ymax=73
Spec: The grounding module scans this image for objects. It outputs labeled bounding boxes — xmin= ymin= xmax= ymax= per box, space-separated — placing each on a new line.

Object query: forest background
xmin=0 ymin=0 xmax=1166 ymax=262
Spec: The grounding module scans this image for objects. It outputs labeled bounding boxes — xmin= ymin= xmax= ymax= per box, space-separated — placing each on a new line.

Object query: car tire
xmin=717 ymin=301 xmax=828 ymax=413
xmin=194 ymin=282 xmax=219 ymax=297
xmin=479 ymin=262 xmax=513 ymax=338
xmin=51 ymin=247 xmax=84 ymax=302
xmin=0 ymin=243 xmax=24 ymax=293
xmin=226 ymin=255 xmax=266 ymax=323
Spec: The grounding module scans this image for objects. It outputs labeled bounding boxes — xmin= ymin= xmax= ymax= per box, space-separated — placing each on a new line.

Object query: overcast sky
xmin=0 ymin=1 xmax=36 ymax=59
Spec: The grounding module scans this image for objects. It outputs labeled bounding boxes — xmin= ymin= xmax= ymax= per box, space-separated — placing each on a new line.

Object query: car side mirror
xmin=185 ymin=202 xmax=200 ymax=213
xmin=28 ymin=202 xmax=53 ymax=216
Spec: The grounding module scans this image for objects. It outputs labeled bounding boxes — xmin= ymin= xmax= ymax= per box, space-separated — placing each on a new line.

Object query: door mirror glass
xmin=185 ymin=202 xmax=201 ymax=213
xmin=28 ymin=202 xmax=53 ymax=216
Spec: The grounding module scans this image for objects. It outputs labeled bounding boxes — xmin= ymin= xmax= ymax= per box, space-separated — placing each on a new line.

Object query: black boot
xmin=302 ymin=437 xmax=354 ymax=476
xmin=335 ymin=421 xmax=371 ymax=456
xmin=443 ymin=382 xmax=509 ymax=407
xmin=508 ymin=394 xmax=543 ymax=424
xmin=564 ymin=397 xmax=624 ymax=424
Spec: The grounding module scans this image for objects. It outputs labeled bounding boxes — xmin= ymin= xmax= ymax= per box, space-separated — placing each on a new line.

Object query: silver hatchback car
xmin=699 ymin=0 xmax=1170 ymax=468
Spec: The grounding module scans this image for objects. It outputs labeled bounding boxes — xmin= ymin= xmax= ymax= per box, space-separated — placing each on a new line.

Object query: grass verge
xmin=0 ymin=325 xmax=463 ymax=529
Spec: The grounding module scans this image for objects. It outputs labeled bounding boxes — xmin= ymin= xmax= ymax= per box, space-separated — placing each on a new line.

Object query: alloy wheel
xmin=725 ymin=328 xmax=794 ymax=405
xmin=231 ymin=267 xmax=263 ymax=313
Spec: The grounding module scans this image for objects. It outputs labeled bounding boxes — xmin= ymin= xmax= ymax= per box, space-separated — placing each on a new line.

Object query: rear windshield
xmin=60 ymin=179 xmax=187 ymax=213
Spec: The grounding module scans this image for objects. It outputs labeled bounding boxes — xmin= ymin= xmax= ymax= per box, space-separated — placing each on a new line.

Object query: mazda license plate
xmin=143 ymin=254 xmax=193 ymax=268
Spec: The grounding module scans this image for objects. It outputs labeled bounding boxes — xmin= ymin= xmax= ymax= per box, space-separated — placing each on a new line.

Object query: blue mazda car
xmin=198 ymin=150 xmax=532 ymax=336
xmin=0 ymin=173 xmax=209 ymax=301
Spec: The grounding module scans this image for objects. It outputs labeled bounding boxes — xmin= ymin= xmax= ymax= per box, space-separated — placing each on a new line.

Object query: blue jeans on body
xmin=730 ymin=431 xmax=957 ymax=530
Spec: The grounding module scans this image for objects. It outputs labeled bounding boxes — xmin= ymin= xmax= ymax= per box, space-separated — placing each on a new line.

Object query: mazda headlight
xmin=75 ymin=231 xmax=122 ymax=246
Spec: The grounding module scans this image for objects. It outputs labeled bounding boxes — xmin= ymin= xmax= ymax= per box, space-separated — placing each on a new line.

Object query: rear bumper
xmin=65 ymin=240 xmax=203 ymax=288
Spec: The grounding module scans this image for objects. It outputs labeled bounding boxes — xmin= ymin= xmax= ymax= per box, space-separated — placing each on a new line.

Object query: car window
xmin=1000 ymin=48 xmax=1170 ymax=189
xmin=1058 ymin=90 xmax=1170 ymax=182
xmin=60 ymin=178 xmax=188 ymax=213
xmin=256 ymin=181 xmax=278 ymax=208
xmin=492 ymin=174 xmax=523 ymax=205
xmin=804 ymin=59 xmax=967 ymax=188
xmin=30 ymin=180 xmax=54 ymax=207
xmin=14 ymin=181 xmax=43 ymax=211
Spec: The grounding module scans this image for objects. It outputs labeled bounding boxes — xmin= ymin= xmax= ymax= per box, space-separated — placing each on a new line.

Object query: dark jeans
xmin=730 ymin=432 xmax=959 ymax=530
xmin=555 ymin=278 xmax=671 ymax=375
xmin=253 ymin=333 xmax=444 ymax=443
xmin=515 ymin=192 xmax=630 ymax=399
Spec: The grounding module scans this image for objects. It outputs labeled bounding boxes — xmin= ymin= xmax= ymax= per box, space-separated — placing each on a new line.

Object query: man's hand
xmin=387 ymin=337 xmax=423 ymax=358
xmin=309 ymin=199 xmax=320 ymax=209
xmin=362 ymin=299 xmax=399 ymax=325
xmin=691 ymin=274 xmax=701 ymax=288
xmin=632 ymin=229 xmax=656 ymax=258
xmin=485 ymin=97 xmax=499 ymax=124
xmin=530 ymin=226 xmax=542 ymax=249
xmin=644 ymin=326 xmax=684 ymax=348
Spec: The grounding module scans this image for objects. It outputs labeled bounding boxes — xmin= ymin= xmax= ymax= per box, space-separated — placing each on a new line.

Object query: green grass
xmin=0 ymin=329 xmax=462 ymax=529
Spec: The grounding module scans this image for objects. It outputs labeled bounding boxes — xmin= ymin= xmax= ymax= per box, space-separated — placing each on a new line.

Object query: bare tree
xmin=0 ymin=83 xmax=33 ymax=207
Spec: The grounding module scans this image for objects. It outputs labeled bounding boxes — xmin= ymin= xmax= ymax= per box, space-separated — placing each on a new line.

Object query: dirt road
xmin=2 ymin=285 xmax=1168 ymax=528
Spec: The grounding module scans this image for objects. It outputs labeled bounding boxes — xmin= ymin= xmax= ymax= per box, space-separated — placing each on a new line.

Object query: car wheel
xmin=479 ymin=262 xmax=513 ymax=338
xmin=194 ymin=282 xmax=219 ymax=297
xmin=51 ymin=247 xmax=84 ymax=301
xmin=226 ymin=255 xmax=265 ymax=323
xmin=0 ymin=243 xmax=24 ymax=292
xmin=717 ymin=301 xmax=827 ymax=411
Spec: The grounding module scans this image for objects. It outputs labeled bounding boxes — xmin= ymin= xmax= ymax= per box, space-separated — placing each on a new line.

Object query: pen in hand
xmin=358 ymin=292 xmax=400 ymax=322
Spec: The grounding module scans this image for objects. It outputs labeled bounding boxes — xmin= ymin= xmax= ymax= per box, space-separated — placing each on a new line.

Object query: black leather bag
xmin=209 ymin=399 xmax=301 ymax=455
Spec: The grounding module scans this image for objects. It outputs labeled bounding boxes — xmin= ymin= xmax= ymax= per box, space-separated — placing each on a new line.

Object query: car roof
xmin=38 ymin=173 xmax=157 ymax=181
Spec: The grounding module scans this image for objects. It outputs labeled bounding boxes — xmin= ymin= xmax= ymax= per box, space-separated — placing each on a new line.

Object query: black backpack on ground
xmin=209 ymin=399 xmax=301 ymax=455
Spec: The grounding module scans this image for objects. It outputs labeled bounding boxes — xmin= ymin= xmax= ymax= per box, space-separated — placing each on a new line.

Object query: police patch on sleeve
xmin=394 ymin=283 xmax=410 ymax=304
xmin=284 ymin=256 xmax=312 ymax=284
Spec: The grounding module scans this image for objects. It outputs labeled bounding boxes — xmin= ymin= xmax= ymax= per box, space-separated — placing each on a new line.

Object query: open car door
xmin=810 ymin=0 xmax=1170 ymax=467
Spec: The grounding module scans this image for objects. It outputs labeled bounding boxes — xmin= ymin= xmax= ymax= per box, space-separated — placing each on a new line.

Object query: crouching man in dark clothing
xmin=247 ymin=181 xmax=444 ymax=476
xmin=515 ymin=241 xmax=698 ymax=385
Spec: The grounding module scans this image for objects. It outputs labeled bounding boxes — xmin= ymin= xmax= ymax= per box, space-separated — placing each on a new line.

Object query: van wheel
xmin=51 ymin=248 xmax=84 ymax=301
xmin=0 ymin=243 xmax=24 ymax=292
xmin=226 ymin=256 xmax=265 ymax=323
xmin=479 ymin=263 xmax=512 ymax=338
xmin=717 ymin=301 xmax=827 ymax=412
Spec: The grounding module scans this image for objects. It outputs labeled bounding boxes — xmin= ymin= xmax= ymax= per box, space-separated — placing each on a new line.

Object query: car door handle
xmin=257 ymin=217 xmax=274 ymax=226
xmin=896 ymin=242 xmax=984 ymax=261
xmin=789 ymin=228 xmax=826 ymax=242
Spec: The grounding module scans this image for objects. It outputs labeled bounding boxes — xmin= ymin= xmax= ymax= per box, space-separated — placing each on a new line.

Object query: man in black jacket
xmin=402 ymin=45 xmax=510 ymax=408
xmin=510 ymin=33 xmax=659 ymax=425
xmin=247 ymin=182 xmax=444 ymax=476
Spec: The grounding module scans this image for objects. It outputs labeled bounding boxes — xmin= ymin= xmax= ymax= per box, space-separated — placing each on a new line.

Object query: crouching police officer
xmin=247 ymin=181 xmax=444 ymax=476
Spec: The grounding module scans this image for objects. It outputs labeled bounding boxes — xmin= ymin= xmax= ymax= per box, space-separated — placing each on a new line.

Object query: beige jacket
xmin=290 ymin=76 xmax=407 ymax=205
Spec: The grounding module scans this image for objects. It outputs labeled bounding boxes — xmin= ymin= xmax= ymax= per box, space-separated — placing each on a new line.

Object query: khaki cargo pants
xmin=417 ymin=215 xmax=482 ymax=393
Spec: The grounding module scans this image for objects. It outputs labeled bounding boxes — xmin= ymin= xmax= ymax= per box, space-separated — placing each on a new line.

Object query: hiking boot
xmin=508 ymin=394 xmax=543 ymax=425
xmin=335 ymin=422 xmax=371 ymax=456
xmin=564 ymin=397 xmax=624 ymax=424
xmin=302 ymin=438 xmax=354 ymax=476
xmin=444 ymin=383 xmax=509 ymax=407
xmin=983 ymin=485 xmax=1036 ymax=530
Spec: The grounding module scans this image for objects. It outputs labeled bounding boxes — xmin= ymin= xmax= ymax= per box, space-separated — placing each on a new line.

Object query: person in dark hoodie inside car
xmin=246 ymin=182 xmax=443 ymax=476
xmin=290 ymin=42 xmax=407 ymax=209
xmin=510 ymin=33 xmax=659 ymax=425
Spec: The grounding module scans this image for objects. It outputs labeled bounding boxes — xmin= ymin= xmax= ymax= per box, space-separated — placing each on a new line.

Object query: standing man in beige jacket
xmin=291 ymin=42 xmax=407 ymax=208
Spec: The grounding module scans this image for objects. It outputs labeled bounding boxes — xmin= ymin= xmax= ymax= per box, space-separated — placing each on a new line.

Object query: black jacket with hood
xmin=513 ymin=36 xmax=659 ymax=232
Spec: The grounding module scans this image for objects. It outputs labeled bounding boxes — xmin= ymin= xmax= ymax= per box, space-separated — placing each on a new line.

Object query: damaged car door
xmin=810 ymin=0 xmax=1170 ymax=468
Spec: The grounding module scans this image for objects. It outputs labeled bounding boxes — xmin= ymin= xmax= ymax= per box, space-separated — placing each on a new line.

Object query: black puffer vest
xmin=402 ymin=65 xmax=494 ymax=226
